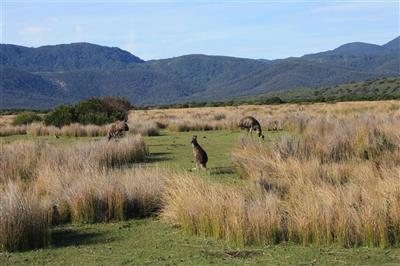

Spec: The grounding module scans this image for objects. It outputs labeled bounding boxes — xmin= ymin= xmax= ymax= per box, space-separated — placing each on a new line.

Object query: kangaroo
xmin=238 ymin=116 xmax=265 ymax=140
xmin=107 ymin=119 xmax=129 ymax=140
xmin=191 ymin=135 xmax=208 ymax=169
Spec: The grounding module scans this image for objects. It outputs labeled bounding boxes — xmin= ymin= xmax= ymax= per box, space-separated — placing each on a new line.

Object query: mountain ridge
xmin=1 ymin=36 xmax=399 ymax=109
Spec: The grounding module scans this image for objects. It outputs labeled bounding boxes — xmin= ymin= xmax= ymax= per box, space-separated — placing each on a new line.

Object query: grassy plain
xmin=1 ymin=102 xmax=400 ymax=265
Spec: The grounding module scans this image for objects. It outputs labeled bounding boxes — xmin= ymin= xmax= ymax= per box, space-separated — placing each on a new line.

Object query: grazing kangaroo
xmin=107 ymin=119 xmax=129 ymax=140
xmin=238 ymin=116 xmax=265 ymax=140
xmin=191 ymin=135 xmax=208 ymax=169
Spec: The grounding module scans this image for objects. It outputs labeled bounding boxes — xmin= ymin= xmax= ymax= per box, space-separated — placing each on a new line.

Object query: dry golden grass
xmin=0 ymin=115 xmax=27 ymax=136
xmin=161 ymin=102 xmax=400 ymax=248
xmin=128 ymin=100 xmax=400 ymax=133
xmin=0 ymin=141 xmax=44 ymax=183
xmin=161 ymin=173 xmax=285 ymax=247
xmin=1 ymin=101 xmax=399 ymax=137
xmin=36 ymin=166 xmax=166 ymax=224
xmin=0 ymin=135 xmax=154 ymax=250
xmin=128 ymin=121 xmax=160 ymax=136
xmin=26 ymin=123 xmax=108 ymax=137
xmin=1 ymin=100 xmax=400 ymax=251
xmin=0 ymin=182 xmax=49 ymax=251
xmin=0 ymin=125 xmax=27 ymax=137
xmin=229 ymin=113 xmax=400 ymax=247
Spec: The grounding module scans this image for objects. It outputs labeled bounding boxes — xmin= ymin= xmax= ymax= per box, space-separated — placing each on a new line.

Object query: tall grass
xmin=27 ymin=123 xmax=107 ymax=137
xmin=0 ymin=125 xmax=27 ymax=136
xmin=0 ymin=135 xmax=153 ymax=250
xmin=161 ymin=173 xmax=285 ymax=247
xmin=128 ymin=121 xmax=160 ymax=136
xmin=67 ymin=168 xmax=165 ymax=223
xmin=74 ymin=136 xmax=149 ymax=167
xmin=0 ymin=141 xmax=44 ymax=183
xmin=163 ymin=113 xmax=400 ymax=248
xmin=230 ymin=115 xmax=400 ymax=247
xmin=0 ymin=183 xmax=49 ymax=251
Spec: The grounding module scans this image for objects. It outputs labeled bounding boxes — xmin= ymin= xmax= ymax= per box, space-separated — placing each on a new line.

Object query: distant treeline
xmin=140 ymin=93 xmax=400 ymax=110
xmin=2 ymin=77 xmax=399 ymax=113
xmin=2 ymin=94 xmax=399 ymax=114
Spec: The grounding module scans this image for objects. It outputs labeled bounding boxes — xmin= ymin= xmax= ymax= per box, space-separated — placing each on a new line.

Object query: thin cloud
xmin=74 ymin=25 xmax=83 ymax=34
xmin=308 ymin=3 xmax=387 ymax=14
xmin=20 ymin=26 xmax=49 ymax=35
xmin=18 ymin=26 xmax=51 ymax=46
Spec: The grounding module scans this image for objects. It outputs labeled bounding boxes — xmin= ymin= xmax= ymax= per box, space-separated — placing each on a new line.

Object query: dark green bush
xmin=44 ymin=97 xmax=132 ymax=127
xmin=11 ymin=112 xmax=43 ymax=126
xmin=44 ymin=105 xmax=76 ymax=127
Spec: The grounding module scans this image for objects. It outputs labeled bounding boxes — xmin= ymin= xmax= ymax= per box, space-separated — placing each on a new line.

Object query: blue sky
xmin=1 ymin=0 xmax=399 ymax=60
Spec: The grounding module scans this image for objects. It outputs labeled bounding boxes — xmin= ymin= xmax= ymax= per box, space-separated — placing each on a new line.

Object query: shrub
xmin=74 ymin=97 xmax=129 ymax=125
xmin=11 ymin=112 xmax=42 ymax=126
xmin=44 ymin=97 xmax=132 ymax=127
xmin=44 ymin=105 xmax=76 ymax=127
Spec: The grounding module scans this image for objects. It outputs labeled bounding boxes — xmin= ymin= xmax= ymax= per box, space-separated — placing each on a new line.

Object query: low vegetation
xmin=1 ymin=100 xmax=399 ymax=262
xmin=11 ymin=112 xmax=42 ymax=126
xmin=0 ymin=125 xmax=27 ymax=137
xmin=162 ymin=115 xmax=400 ymax=247
xmin=244 ymin=76 xmax=400 ymax=104
xmin=44 ymin=96 xmax=131 ymax=127
xmin=0 ymin=183 xmax=49 ymax=252
xmin=0 ymin=135 xmax=151 ymax=251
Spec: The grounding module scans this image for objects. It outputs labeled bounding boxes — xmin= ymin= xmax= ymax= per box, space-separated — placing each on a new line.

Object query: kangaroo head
xmin=191 ymin=135 xmax=198 ymax=145
xmin=123 ymin=122 xmax=129 ymax=131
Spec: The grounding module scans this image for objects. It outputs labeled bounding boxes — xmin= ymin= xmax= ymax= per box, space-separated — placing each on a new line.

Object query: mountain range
xmin=0 ymin=37 xmax=399 ymax=109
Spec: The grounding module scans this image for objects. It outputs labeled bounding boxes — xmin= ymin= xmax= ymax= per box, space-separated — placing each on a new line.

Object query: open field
xmin=1 ymin=101 xmax=400 ymax=265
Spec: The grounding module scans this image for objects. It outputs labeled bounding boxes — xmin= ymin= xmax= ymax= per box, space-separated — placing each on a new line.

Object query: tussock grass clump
xmin=0 ymin=125 xmax=27 ymax=136
xmin=27 ymin=123 xmax=108 ymax=137
xmin=0 ymin=183 xmax=49 ymax=251
xmin=27 ymin=123 xmax=60 ymax=137
xmin=164 ymin=148 xmax=400 ymax=247
xmin=128 ymin=121 xmax=160 ymax=136
xmin=229 ymin=116 xmax=400 ymax=247
xmin=66 ymin=175 xmax=127 ymax=223
xmin=61 ymin=123 xmax=108 ymax=137
xmin=0 ymin=141 xmax=44 ymax=182
xmin=161 ymin=173 xmax=286 ymax=247
xmin=0 ymin=134 xmax=156 ymax=250
xmin=90 ymin=136 xmax=149 ymax=167
xmin=36 ymin=165 xmax=166 ymax=224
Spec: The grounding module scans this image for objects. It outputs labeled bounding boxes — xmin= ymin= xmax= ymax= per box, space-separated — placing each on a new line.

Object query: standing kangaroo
xmin=107 ymin=119 xmax=129 ymax=140
xmin=238 ymin=116 xmax=265 ymax=140
xmin=191 ymin=135 xmax=208 ymax=169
